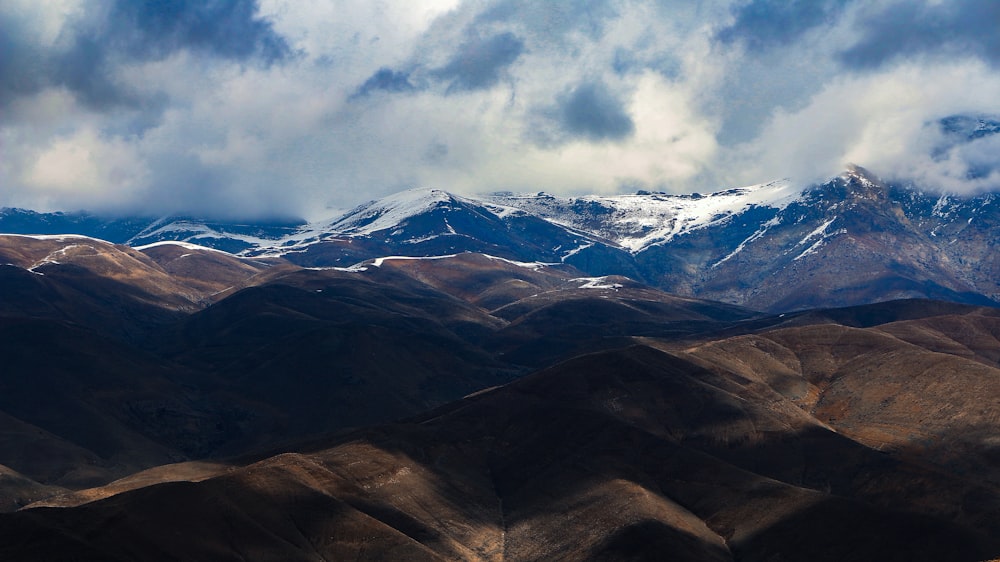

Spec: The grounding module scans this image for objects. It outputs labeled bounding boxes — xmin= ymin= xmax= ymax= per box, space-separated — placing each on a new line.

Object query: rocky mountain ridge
xmin=4 ymin=167 xmax=1000 ymax=311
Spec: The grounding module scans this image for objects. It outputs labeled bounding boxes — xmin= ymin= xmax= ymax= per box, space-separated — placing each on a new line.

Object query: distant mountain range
xmin=5 ymin=165 xmax=1000 ymax=312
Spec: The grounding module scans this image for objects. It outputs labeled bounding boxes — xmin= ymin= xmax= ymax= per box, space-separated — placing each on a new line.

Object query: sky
xmin=2 ymin=0 xmax=1000 ymax=219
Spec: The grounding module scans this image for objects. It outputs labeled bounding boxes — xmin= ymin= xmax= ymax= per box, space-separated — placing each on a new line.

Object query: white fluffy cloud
xmin=732 ymin=60 xmax=1000 ymax=192
xmin=2 ymin=0 xmax=1000 ymax=218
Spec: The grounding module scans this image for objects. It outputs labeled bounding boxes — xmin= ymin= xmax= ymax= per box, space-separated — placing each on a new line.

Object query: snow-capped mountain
xmin=5 ymin=164 xmax=1000 ymax=312
xmin=628 ymin=166 xmax=999 ymax=310
xmin=485 ymin=179 xmax=800 ymax=253
xmin=125 ymin=217 xmax=304 ymax=254
xmin=0 ymin=208 xmax=304 ymax=254
xmin=244 ymin=188 xmax=641 ymax=276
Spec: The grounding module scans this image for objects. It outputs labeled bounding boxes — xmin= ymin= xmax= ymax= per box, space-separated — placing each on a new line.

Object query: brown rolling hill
xmin=677 ymin=310 xmax=1000 ymax=492
xmin=0 ymin=236 xmax=285 ymax=340
xmin=360 ymin=255 xmax=763 ymax=367
xmin=0 ymin=237 xmax=999 ymax=560
xmin=1 ymin=343 xmax=997 ymax=560
xmin=0 ymin=316 xmax=249 ymax=489
xmin=135 ymin=241 xmax=282 ymax=300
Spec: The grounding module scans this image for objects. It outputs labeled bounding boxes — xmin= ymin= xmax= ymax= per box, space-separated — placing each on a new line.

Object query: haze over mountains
xmin=2 ymin=162 xmax=1000 ymax=559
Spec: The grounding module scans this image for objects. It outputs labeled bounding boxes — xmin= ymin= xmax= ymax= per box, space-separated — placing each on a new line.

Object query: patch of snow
xmin=932 ymin=195 xmax=951 ymax=218
xmin=482 ymin=254 xmax=556 ymax=270
xmin=572 ymin=276 xmax=623 ymax=289
xmin=133 ymin=240 xmax=233 ymax=254
xmin=304 ymin=264 xmax=370 ymax=273
xmin=796 ymin=217 xmax=837 ymax=247
xmin=2 ymin=233 xmax=106 ymax=243
xmin=370 ymin=254 xmax=460 ymax=267
xmin=793 ymin=228 xmax=847 ymax=261
xmin=561 ymin=242 xmax=594 ymax=261
xmin=401 ymin=233 xmax=442 ymax=244
xmin=126 ymin=216 xmax=170 ymax=242
xmin=482 ymin=201 xmax=526 ymax=219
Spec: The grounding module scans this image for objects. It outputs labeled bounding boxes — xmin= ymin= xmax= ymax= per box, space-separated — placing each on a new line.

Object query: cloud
xmin=0 ymin=0 xmax=291 ymax=111
xmin=352 ymin=67 xmax=416 ymax=98
xmin=840 ymin=0 xmax=1000 ymax=69
xmin=716 ymin=0 xmax=849 ymax=51
xmin=3 ymin=0 xmax=1000 ymax=220
xmin=408 ymin=71 xmax=717 ymax=197
xmin=16 ymin=125 xmax=150 ymax=212
xmin=725 ymin=61 xmax=1000 ymax=194
xmin=475 ymin=0 xmax=620 ymax=43
xmin=102 ymin=0 xmax=292 ymax=63
xmin=556 ymin=79 xmax=635 ymax=142
xmin=0 ymin=12 xmax=48 ymax=107
xmin=433 ymin=31 xmax=525 ymax=92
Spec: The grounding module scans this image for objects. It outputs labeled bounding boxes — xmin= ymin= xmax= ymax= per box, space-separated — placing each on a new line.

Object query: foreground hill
xmin=0 ymin=247 xmax=762 ymax=503
xmin=1 ymin=232 xmax=999 ymax=559
xmin=3 ymin=334 xmax=997 ymax=560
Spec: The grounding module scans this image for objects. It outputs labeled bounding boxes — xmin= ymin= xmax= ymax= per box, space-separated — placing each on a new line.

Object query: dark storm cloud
xmin=54 ymin=34 xmax=137 ymax=109
xmin=100 ymin=0 xmax=292 ymax=63
xmin=352 ymin=67 xmax=416 ymax=98
xmin=716 ymin=0 xmax=849 ymax=51
xmin=840 ymin=1 xmax=1000 ymax=69
xmin=0 ymin=13 xmax=50 ymax=107
xmin=0 ymin=0 xmax=291 ymax=110
xmin=434 ymin=32 xmax=525 ymax=93
xmin=558 ymin=80 xmax=635 ymax=142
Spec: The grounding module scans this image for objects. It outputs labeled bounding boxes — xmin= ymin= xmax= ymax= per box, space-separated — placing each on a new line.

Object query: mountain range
xmin=2 ymin=162 xmax=1000 ymax=559
xmin=5 ymin=165 xmax=1000 ymax=313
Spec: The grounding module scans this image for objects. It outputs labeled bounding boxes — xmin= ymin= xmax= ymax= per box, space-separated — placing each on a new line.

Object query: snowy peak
xmin=837 ymin=164 xmax=893 ymax=202
xmin=488 ymin=179 xmax=801 ymax=252
xmin=317 ymin=187 xmax=522 ymax=249
xmin=326 ymin=188 xmax=469 ymax=237
xmin=841 ymin=164 xmax=883 ymax=188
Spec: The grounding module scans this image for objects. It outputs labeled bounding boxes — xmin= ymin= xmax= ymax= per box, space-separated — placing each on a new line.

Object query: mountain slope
xmin=255 ymin=188 xmax=641 ymax=278
xmin=655 ymin=166 xmax=995 ymax=310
